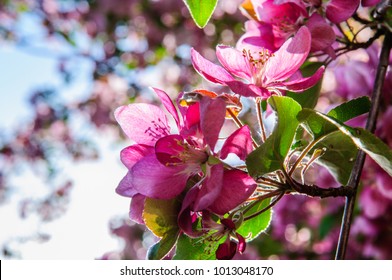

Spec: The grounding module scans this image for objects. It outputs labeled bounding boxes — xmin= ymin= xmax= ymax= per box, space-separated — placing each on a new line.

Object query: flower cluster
xmin=114 ymin=0 xmax=392 ymax=260
xmin=115 ymin=87 xmax=257 ymax=258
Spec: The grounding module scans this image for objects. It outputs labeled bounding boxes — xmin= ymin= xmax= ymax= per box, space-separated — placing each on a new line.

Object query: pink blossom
xmin=238 ymin=1 xmax=335 ymax=53
xmin=199 ymin=214 xmax=247 ymax=260
xmin=115 ymin=88 xmax=256 ymax=224
xmin=359 ymin=186 xmax=390 ymax=219
xmin=325 ymin=0 xmax=360 ymax=23
xmin=192 ymin=26 xmax=324 ymax=99
xmin=275 ymin=0 xmax=360 ymax=23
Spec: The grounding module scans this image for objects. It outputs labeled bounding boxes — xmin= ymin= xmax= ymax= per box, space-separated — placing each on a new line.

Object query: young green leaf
xmin=327 ymin=96 xmax=371 ymax=123
xmin=143 ymin=198 xmax=180 ymax=238
xmin=143 ymin=198 xmax=181 ymax=259
xmin=147 ymin=229 xmax=180 ymax=260
xmin=311 ymin=131 xmax=357 ymax=184
xmin=246 ymin=96 xmax=302 ymax=177
xmin=236 ymin=198 xmax=272 ymax=241
xmin=173 ymin=234 xmax=220 ymax=260
xmin=183 ymin=0 xmax=218 ymax=28
xmin=299 ymin=109 xmax=392 ymax=178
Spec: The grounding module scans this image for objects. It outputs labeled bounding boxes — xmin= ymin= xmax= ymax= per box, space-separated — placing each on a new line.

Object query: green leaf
xmin=147 ymin=229 xmax=180 ymax=260
xmin=344 ymin=127 xmax=392 ymax=177
xmin=143 ymin=198 xmax=180 ymax=238
xmin=299 ymin=109 xmax=392 ymax=178
xmin=311 ymin=131 xmax=357 ymax=184
xmin=286 ymin=62 xmax=324 ymax=109
xmin=173 ymin=234 xmax=221 ymax=260
xmin=183 ymin=0 xmax=218 ymax=28
xmin=246 ymin=96 xmax=302 ymax=177
xmin=298 ymin=109 xmax=338 ymax=139
xmin=143 ymin=198 xmax=181 ymax=259
xmin=327 ymin=96 xmax=370 ymax=123
xmin=236 ymin=198 xmax=272 ymax=242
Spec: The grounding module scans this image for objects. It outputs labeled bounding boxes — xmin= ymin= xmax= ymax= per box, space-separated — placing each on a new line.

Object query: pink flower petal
xmin=120 ymin=144 xmax=154 ymax=170
xmin=305 ymin=13 xmax=336 ymax=52
xmin=182 ymin=102 xmax=200 ymax=131
xmin=200 ymin=97 xmax=226 ymax=150
xmin=129 ymin=194 xmax=146 ymax=224
xmin=264 ymin=26 xmax=311 ymax=84
xmin=191 ymin=48 xmax=236 ymax=85
xmin=326 ymin=0 xmax=360 ymax=23
xmin=236 ymin=21 xmax=277 ymax=51
xmin=216 ymin=45 xmax=252 ymax=80
xmin=236 ymin=233 xmax=246 ymax=254
xmin=178 ymin=186 xmax=203 ymax=237
xmin=132 ymin=154 xmax=191 ymax=199
xmin=220 ymin=126 xmax=254 ymax=160
xmin=216 ymin=238 xmax=237 ymax=260
xmin=193 ymin=164 xmax=224 ymax=211
xmin=283 ymin=66 xmax=325 ymax=92
xmin=116 ymin=172 xmax=137 ymax=197
xmin=254 ymin=0 xmax=303 ymax=26
xmin=228 ymin=81 xmax=265 ymax=97
xmin=208 ymin=170 xmax=256 ymax=215
xmin=152 ymin=87 xmax=182 ymax=128
xmin=114 ymin=104 xmax=170 ymax=146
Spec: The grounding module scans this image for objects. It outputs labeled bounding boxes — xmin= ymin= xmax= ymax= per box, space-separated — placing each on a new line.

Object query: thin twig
xmin=288 ymin=138 xmax=320 ymax=176
xmin=256 ymin=99 xmax=267 ymax=142
xmin=335 ymin=29 xmax=392 ymax=260
xmin=243 ymin=191 xmax=285 ymax=221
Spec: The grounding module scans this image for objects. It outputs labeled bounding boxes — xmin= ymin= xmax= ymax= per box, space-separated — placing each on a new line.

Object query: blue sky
xmin=0 ymin=41 xmax=131 ymax=259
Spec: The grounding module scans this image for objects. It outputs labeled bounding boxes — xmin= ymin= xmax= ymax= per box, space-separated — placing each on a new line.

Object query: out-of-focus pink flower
xmin=330 ymin=44 xmax=380 ymax=100
xmin=361 ymin=0 xmax=381 ymax=6
xmin=359 ymin=186 xmax=390 ymax=219
xmin=192 ymin=27 xmax=324 ymax=99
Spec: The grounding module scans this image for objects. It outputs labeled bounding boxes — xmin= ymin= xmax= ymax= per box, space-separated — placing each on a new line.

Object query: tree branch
xmin=335 ymin=28 xmax=392 ymax=260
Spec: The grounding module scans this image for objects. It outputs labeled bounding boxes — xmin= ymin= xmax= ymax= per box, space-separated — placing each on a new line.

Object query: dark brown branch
xmin=373 ymin=0 xmax=392 ymax=20
xmin=335 ymin=29 xmax=392 ymax=260
xmin=352 ymin=13 xmax=372 ymax=25
xmin=281 ymin=169 xmax=354 ymax=198
xmin=291 ymin=183 xmax=355 ymax=198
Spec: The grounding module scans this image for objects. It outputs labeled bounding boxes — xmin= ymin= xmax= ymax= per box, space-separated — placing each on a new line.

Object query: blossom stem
xmin=246 ymin=189 xmax=283 ymax=203
xmin=335 ymin=27 xmax=392 ymax=260
xmin=256 ymin=176 xmax=286 ymax=188
xmin=288 ymin=138 xmax=322 ymax=176
xmin=256 ymin=99 xmax=267 ymax=143
xmin=243 ymin=191 xmax=285 ymax=222
xmin=226 ymin=108 xmax=244 ymax=127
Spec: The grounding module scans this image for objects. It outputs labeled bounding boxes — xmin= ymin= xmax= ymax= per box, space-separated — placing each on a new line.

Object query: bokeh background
xmin=1 ymin=0 xmax=391 ymax=259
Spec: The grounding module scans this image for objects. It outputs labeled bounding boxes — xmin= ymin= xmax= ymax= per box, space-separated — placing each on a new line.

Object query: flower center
xmin=162 ymin=138 xmax=208 ymax=167
xmin=177 ymin=142 xmax=208 ymax=165
xmin=273 ymin=16 xmax=298 ymax=35
xmin=242 ymin=49 xmax=274 ymax=86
